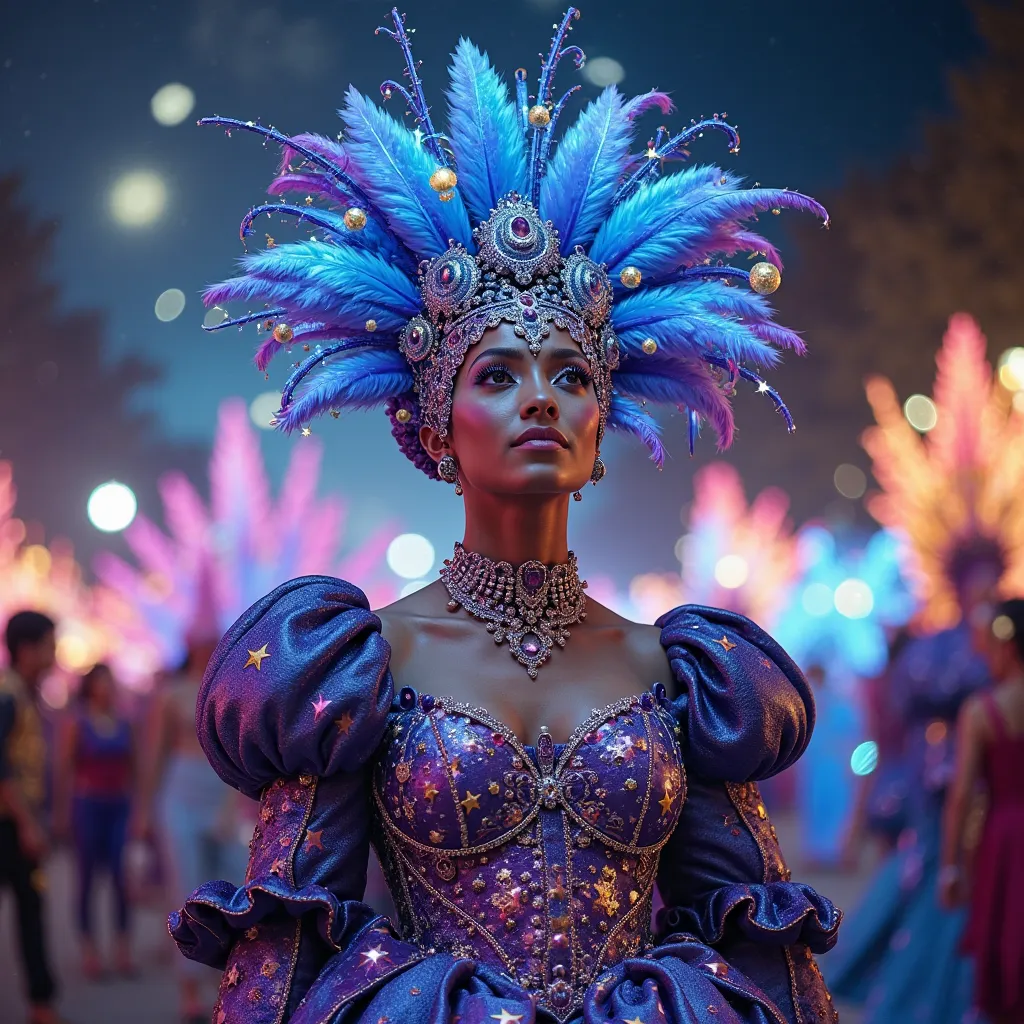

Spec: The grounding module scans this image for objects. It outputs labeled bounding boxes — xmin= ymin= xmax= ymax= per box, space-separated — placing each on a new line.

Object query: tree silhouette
xmin=746 ymin=3 xmax=1024 ymax=521
xmin=0 ymin=175 xmax=204 ymax=564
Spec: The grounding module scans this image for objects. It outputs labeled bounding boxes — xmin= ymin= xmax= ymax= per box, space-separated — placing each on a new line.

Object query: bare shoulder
xmin=374 ymin=580 xmax=453 ymax=663
xmin=585 ymin=599 xmax=671 ymax=682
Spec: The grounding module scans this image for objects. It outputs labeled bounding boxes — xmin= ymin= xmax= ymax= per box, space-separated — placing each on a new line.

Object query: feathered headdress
xmin=201 ymin=7 xmax=827 ymax=478
xmin=862 ymin=313 xmax=1024 ymax=628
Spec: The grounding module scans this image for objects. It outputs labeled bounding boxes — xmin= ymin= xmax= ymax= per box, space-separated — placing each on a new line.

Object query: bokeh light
xmin=997 ymin=347 xmax=1024 ymax=392
xmin=387 ymin=533 xmax=435 ymax=579
xmin=204 ymin=306 xmax=230 ymax=328
xmin=582 ymin=56 xmax=625 ymax=87
xmin=87 ymin=481 xmax=138 ymax=533
xmin=850 ymin=740 xmax=879 ymax=776
xmin=400 ymin=580 xmax=430 ymax=598
xmin=992 ymin=613 xmax=1016 ymax=641
xmin=154 ymin=287 xmax=186 ymax=322
xmin=834 ymin=577 xmax=874 ymax=619
xmin=801 ymin=582 xmax=834 ymax=617
xmin=249 ymin=391 xmax=281 ymax=430
xmin=109 ymin=170 xmax=167 ymax=227
xmin=150 ymin=82 xmax=195 ymax=126
xmin=903 ymin=393 xmax=938 ymax=432
xmin=833 ymin=463 xmax=867 ymax=499
xmin=713 ymin=553 xmax=749 ymax=589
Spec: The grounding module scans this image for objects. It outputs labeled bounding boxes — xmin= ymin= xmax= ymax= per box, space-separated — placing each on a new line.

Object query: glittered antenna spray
xmin=199 ymin=6 xmax=827 ymax=477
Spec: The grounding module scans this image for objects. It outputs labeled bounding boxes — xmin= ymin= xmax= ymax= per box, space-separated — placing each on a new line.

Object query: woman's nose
xmin=520 ymin=372 xmax=560 ymax=420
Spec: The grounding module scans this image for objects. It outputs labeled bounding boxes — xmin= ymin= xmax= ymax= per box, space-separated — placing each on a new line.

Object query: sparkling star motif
xmin=707 ymin=961 xmax=729 ymax=977
xmin=460 ymin=790 xmax=481 ymax=814
xmin=713 ymin=635 xmax=737 ymax=652
xmin=301 ymin=427 xmax=312 ymax=437
xmin=412 ymin=127 xmax=425 ymax=146
xmin=304 ymin=829 xmax=324 ymax=851
xmin=360 ymin=944 xmax=391 ymax=969
xmin=659 ymin=784 xmax=675 ymax=816
xmin=335 ymin=710 xmax=354 ymax=735
xmin=244 ymin=644 xmax=270 ymax=671
xmin=225 ymin=964 xmax=241 ymax=987
xmin=423 ymin=782 xmax=440 ymax=803
xmin=490 ymin=1012 xmax=524 ymax=1024
xmin=311 ymin=693 xmax=331 ymax=719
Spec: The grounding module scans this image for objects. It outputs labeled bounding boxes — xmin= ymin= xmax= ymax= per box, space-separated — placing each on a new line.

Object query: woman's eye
xmin=487 ymin=368 xmax=513 ymax=384
xmin=558 ymin=366 xmax=591 ymax=386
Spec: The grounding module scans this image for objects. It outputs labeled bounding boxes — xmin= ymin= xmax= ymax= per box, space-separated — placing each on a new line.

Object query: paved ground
xmin=0 ymin=814 xmax=872 ymax=1024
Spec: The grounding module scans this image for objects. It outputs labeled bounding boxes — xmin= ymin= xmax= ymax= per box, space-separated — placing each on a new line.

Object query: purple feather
xmin=276 ymin=348 xmax=414 ymax=431
xmin=607 ymin=393 xmax=666 ymax=466
xmin=341 ymin=87 xmax=473 ymax=257
xmin=540 ymin=87 xmax=635 ymax=253
xmin=446 ymin=38 xmax=528 ymax=225
xmin=622 ymin=90 xmax=673 ymax=121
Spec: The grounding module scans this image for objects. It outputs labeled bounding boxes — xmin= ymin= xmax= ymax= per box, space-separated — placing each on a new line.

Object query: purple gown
xmin=169 ymin=577 xmax=840 ymax=1023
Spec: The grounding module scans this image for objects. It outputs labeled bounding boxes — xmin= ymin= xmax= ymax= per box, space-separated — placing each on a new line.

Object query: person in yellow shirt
xmin=0 ymin=610 xmax=59 ymax=1024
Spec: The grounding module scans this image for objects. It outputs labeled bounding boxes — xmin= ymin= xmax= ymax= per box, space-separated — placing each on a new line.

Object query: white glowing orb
xmin=802 ymin=582 xmax=834 ymax=617
xmin=997 ymin=347 xmax=1024 ymax=392
xmin=204 ymin=306 xmax=230 ymax=328
xmin=833 ymin=463 xmax=867 ymax=500
xmin=850 ymin=740 xmax=879 ymax=776
xmin=249 ymin=391 xmax=281 ymax=430
xmin=714 ymin=554 xmax=749 ymax=589
xmin=903 ymin=394 xmax=938 ymax=433
xmin=154 ymin=288 xmax=186 ymax=322
xmin=834 ymin=578 xmax=874 ymax=619
xmin=87 ymin=481 xmax=138 ymax=533
xmin=582 ymin=56 xmax=625 ymax=87
xmin=387 ymin=533 xmax=435 ymax=580
xmin=400 ymin=580 xmax=430 ymax=598
xmin=109 ymin=170 xmax=167 ymax=227
xmin=150 ymin=82 xmax=196 ymax=126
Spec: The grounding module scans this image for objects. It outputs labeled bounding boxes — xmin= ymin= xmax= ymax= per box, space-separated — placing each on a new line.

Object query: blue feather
xmin=204 ymin=240 xmax=421 ymax=335
xmin=446 ymin=39 xmax=527 ymax=225
xmin=340 ymin=87 xmax=473 ymax=257
xmin=607 ymin=393 xmax=665 ymax=466
xmin=277 ymin=348 xmax=414 ymax=431
xmin=591 ymin=168 xmax=827 ymax=284
xmin=612 ymin=283 xmax=781 ymax=366
xmin=613 ymin=357 xmax=734 ymax=448
xmin=540 ymin=88 xmax=634 ymax=253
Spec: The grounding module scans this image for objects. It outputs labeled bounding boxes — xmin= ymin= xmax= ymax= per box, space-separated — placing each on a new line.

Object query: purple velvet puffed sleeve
xmin=656 ymin=603 xmax=814 ymax=781
xmin=168 ymin=576 xmax=411 ymax=1024
xmin=655 ymin=605 xmax=840 ymax=1023
xmin=196 ymin=575 xmax=393 ymax=798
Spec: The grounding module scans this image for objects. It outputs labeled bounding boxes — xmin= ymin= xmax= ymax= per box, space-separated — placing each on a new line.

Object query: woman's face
xmin=437 ymin=322 xmax=600 ymax=497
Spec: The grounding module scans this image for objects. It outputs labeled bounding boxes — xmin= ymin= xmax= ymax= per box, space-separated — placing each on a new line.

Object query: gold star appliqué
xmin=713 ymin=635 xmax=737 ymax=652
xmin=460 ymin=790 xmax=481 ymax=814
xmin=304 ymin=829 xmax=324 ymax=851
xmin=659 ymin=784 xmax=675 ymax=816
xmin=334 ymin=710 xmax=354 ymax=735
xmin=244 ymin=644 xmax=270 ymax=670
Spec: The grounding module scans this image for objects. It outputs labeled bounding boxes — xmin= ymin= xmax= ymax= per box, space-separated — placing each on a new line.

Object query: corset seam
xmin=429 ymin=712 xmax=471 ymax=849
xmin=592 ymin=860 xmax=659 ymax=976
xmin=630 ymin=710 xmax=656 ymax=848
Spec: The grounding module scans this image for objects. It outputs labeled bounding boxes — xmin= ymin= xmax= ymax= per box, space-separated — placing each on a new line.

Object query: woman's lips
xmin=514 ymin=438 xmax=566 ymax=450
xmin=511 ymin=426 xmax=569 ymax=449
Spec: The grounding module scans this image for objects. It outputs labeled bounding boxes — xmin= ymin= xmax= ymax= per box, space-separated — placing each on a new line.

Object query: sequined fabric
xmin=372 ymin=689 xmax=683 ymax=1019
xmin=169 ymin=577 xmax=840 ymax=1024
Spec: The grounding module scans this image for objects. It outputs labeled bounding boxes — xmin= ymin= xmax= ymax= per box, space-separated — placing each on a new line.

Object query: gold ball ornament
xmin=365 ymin=319 xmax=377 ymax=333
xmin=343 ymin=207 xmax=367 ymax=231
xmin=527 ymin=104 xmax=551 ymax=128
xmin=748 ymin=262 xmax=782 ymax=295
xmin=641 ymin=338 xmax=658 ymax=355
xmin=395 ymin=408 xmax=412 ymax=424
xmin=619 ymin=265 xmax=642 ymax=289
xmin=273 ymin=323 xmax=294 ymax=344
xmin=429 ymin=167 xmax=458 ymax=194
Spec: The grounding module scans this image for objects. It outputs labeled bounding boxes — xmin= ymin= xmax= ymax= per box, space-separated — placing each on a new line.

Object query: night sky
xmin=0 ymin=0 xmax=982 ymax=585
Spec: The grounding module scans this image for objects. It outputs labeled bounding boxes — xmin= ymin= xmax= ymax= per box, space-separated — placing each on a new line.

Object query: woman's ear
xmin=418 ymin=424 xmax=447 ymax=464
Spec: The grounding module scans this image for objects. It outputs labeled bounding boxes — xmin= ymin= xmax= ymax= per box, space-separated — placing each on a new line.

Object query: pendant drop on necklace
xmin=440 ymin=543 xmax=587 ymax=678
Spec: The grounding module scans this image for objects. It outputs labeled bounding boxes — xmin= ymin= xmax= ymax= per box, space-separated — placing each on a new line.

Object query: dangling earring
xmin=572 ymin=490 xmax=583 ymax=502
xmin=438 ymin=453 xmax=459 ymax=484
xmin=454 ymin=474 xmax=464 ymax=497
xmin=590 ymin=453 xmax=606 ymax=485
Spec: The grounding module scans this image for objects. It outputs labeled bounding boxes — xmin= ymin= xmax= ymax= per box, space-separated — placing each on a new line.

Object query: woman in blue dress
xmin=168 ymin=8 xmax=839 ymax=1022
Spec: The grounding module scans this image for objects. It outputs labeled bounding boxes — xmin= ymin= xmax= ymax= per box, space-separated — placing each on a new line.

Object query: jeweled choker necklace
xmin=439 ymin=543 xmax=587 ymax=678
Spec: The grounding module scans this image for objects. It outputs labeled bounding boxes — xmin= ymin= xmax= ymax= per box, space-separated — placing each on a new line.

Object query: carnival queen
xmin=171 ymin=8 xmax=841 ymax=1023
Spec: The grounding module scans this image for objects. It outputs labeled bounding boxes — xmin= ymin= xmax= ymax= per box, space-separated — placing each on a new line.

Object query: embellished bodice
xmin=370 ymin=684 xmax=685 ymax=1020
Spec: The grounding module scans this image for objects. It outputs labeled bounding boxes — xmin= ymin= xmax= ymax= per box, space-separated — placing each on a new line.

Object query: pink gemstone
xmin=523 ymin=568 xmax=544 ymax=589
xmin=522 ymin=308 xmax=537 ymax=321
xmin=511 ymin=216 xmax=531 ymax=238
xmin=521 ymin=633 xmax=541 ymax=657
xmin=440 ymin=266 xmax=453 ymax=285
xmin=519 ymin=293 xmax=534 ymax=306
xmin=492 ymin=733 xmax=505 ymax=746
xmin=409 ymin=327 xmax=422 ymax=343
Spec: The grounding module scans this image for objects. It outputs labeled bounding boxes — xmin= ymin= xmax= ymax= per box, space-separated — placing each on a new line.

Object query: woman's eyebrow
xmin=468 ymin=345 xmax=526 ymax=370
